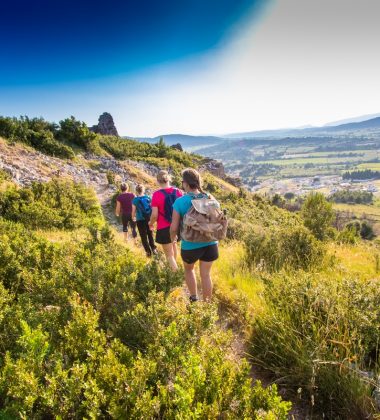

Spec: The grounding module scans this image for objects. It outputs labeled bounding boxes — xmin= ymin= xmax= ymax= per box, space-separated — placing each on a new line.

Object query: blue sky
xmin=1 ymin=0 xmax=379 ymax=136
xmin=1 ymin=0 xmax=260 ymax=85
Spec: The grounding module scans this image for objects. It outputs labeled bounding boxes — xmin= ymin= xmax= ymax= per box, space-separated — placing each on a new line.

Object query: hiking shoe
xmin=189 ymin=295 xmax=199 ymax=303
xmin=152 ymin=248 xmax=159 ymax=255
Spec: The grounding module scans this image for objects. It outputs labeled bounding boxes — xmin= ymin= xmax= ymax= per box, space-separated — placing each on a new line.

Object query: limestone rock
xmin=91 ymin=112 xmax=119 ymax=136
xmin=201 ymin=158 xmax=226 ymax=178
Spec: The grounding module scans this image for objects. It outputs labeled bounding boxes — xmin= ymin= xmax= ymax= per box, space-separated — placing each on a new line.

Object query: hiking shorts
xmin=156 ymin=227 xmax=171 ymax=244
xmin=121 ymin=214 xmax=136 ymax=236
xmin=181 ymin=244 xmax=219 ymax=264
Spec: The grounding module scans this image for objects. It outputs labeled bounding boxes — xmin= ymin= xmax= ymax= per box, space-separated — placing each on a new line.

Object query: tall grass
xmin=250 ymin=271 xmax=380 ymax=418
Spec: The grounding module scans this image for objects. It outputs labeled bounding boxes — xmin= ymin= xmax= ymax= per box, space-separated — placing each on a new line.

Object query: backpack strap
xmin=160 ymin=188 xmax=177 ymax=196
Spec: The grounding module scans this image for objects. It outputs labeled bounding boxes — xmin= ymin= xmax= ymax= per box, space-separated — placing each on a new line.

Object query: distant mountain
xmin=324 ymin=113 xmax=380 ymax=127
xmin=219 ymin=116 xmax=380 ymax=140
xmin=324 ymin=116 xmax=380 ymax=131
xmin=129 ymin=114 xmax=380 ymax=151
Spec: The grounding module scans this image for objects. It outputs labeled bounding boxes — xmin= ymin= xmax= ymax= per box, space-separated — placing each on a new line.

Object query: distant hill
xmin=324 ymin=113 xmax=380 ymax=127
xmin=134 ymin=134 xmax=224 ymax=150
xmin=219 ymin=115 xmax=380 ymax=140
xmin=325 ymin=116 xmax=380 ymax=131
xmin=128 ymin=114 xmax=380 ymax=150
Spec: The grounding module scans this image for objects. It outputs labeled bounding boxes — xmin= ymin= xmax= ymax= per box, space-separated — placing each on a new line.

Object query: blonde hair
xmin=157 ymin=170 xmax=171 ymax=184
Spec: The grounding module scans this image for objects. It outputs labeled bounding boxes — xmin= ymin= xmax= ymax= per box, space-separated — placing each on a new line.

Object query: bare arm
xmin=170 ymin=209 xmax=180 ymax=242
xmin=115 ymin=201 xmax=121 ymax=217
xmin=149 ymin=207 xmax=158 ymax=229
xmin=132 ymin=204 xmax=136 ymax=221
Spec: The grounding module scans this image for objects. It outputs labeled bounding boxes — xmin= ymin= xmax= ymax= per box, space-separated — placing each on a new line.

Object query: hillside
xmin=1 ymin=115 xmax=380 ymax=418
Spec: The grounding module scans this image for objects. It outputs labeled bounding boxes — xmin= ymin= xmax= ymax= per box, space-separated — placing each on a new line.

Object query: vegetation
xmin=1 ymin=115 xmax=380 ymax=418
xmin=250 ymin=270 xmax=380 ymax=418
xmin=0 ymin=179 xmax=103 ymax=230
xmin=0 ymin=169 xmax=11 ymax=183
xmin=0 ymin=178 xmax=291 ymax=418
xmin=301 ymin=192 xmax=335 ymax=240
xmin=0 ymin=115 xmax=205 ymax=181
xmin=329 ymin=189 xmax=374 ymax=204
xmin=0 ymin=116 xmax=75 ymax=159
xmin=343 ymin=169 xmax=380 ymax=180
xmin=245 ymin=225 xmax=324 ymax=272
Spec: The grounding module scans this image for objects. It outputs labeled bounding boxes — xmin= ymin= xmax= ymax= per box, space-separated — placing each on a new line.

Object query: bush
xmin=250 ymin=271 xmax=380 ymax=418
xmin=29 ymin=130 xmax=75 ymax=159
xmin=337 ymin=224 xmax=360 ymax=244
xmin=329 ymin=190 xmax=374 ymax=204
xmin=0 ymin=218 xmax=291 ymax=418
xmin=245 ymin=225 xmax=325 ymax=272
xmin=0 ymin=116 xmax=75 ymax=159
xmin=0 ymin=169 xmax=11 ymax=183
xmin=301 ymin=192 xmax=335 ymax=240
xmin=57 ymin=116 xmax=97 ymax=150
xmin=0 ymin=179 xmax=103 ymax=230
xmin=360 ymin=221 xmax=375 ymax=240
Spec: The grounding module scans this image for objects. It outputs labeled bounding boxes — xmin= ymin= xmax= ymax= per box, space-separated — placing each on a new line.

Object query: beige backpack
xmin=181 ymin=195 xmax=228 ymax=242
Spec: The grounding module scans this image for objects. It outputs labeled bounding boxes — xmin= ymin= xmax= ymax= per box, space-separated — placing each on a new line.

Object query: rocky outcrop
xmin=170 ymin=143 xmax=183 ymax=151
xmin=91 ymin=112 xmax=119 ymax=136
xmin=201 ymin=157 xmax=242 ymax=187
xmin=201 ymin=158 xmax=226 ymax=178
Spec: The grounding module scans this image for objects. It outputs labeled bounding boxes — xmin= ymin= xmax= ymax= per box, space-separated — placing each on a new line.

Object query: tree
xmin=271 ymin=193 xmax=285 ymax=208
xmin=156 ymin=136 xmax=167 ymax=157
xmin=57 ymin=116 xmax=97 ymax=149
xmin=301 ymin=192 xmax=334 ymax=240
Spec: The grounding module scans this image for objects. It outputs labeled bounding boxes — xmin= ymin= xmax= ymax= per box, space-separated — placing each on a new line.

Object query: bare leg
xmin=183 ymin=261 xmax=197 ymax=297
xmin=162 ymin=243 xmax=178 ymax=271
xmin=199 ymin=260 xmax=213 ymax=301
xmin=173 ymin=242 xmax=178 ymax=260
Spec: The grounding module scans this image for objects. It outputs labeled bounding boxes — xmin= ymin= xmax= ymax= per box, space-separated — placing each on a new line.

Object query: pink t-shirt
xmin=151 ymin=187 xmax=183 ymax=230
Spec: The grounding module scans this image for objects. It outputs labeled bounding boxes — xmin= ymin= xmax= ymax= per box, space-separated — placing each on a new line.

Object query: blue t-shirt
xmin=132 ymin=195 xmax=151 ymax=221
xmin=173 ymin=193 xmax=218 ymax=250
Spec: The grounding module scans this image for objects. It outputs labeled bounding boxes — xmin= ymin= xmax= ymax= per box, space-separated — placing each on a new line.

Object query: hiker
xmin=132 ymin=184 xmax=157 ymax=257
xmin=115 ymin=182 xmax=137 ymax=241
xmin=149 ymin=170 xmax=183 ymax=271
xmin=170 ymin=168 xmax=227 ymax=302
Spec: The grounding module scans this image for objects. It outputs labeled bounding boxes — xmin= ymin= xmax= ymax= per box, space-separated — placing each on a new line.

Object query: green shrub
xmin=0 ymin=179 xmax=103 ymax=230
xmin=29 ymin=130 xmax=75 ymax=159
xmin=0 ymin=169 xmax=11 ymax=183
xmin=301 ymin=192 xmax=335 ymax=240
xmin=337 ymin=224 xmax=360 ymax=244
xmin=245 ymin=225 xmax=325 ymax=272
xmin=57 ymin=116 xmax=97 ymax=150
xmin=250 ymin=271 xmax=380 ymax=418
xmin=0 ymin=212 xmax=291 ymax=418
xmin=329 ymin=190 xmax=374 ymax=204
xmin=0 ymin=116 xmax=75 ymax=159
xmin=360 ymin=221 xmax=375 ymax=240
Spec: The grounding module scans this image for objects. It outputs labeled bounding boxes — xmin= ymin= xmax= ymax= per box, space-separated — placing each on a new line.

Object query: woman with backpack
xmin=170 ymin=168 xmax=225 ymax=302
xmin=132 ymin=184 xmax=157 ymax=257
xmin=149 ymin=170 xmax=183 ymax=271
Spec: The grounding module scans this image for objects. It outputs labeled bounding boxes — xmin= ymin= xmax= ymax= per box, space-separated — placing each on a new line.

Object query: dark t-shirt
xmin=117 ymin=192 xmax=135 ymax=215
